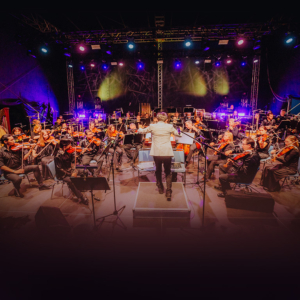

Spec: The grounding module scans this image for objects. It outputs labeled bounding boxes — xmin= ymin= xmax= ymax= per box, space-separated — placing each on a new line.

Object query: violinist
xmin=78 ymin=130 xmax=104 ymax=176
xmin=143 ymin=113 xmax=151 ymax=127
xmin=217 ymin=137 xmax=260 ymax=197
xmin=151 ymin=116 xmax=159 ymax=124
xmin=106 ymin=125 xmax=124 ymax=172
xmin=261 ymin=135 xmax=299 ymax=192
xmin=122 ymin=123 xmax=142 ymax=165
xmin=32 ymin=124 xmax=42 ymax=140
xmin=194 ymin=116 xmax=207 ymax=130
xmin=171 ymin=112 xmax=182 ymax=126
xmin=256 ymin=126 xmax=270 ymax=159
xmin=60 ymin=123 xmax=68 ymax=136
xmin=31 ymin=130 xmax=58 ymax=179
xmin=183 ymin=120 xmax=201 ymax=167
xmin=0 ymin=134 xmax=50 ymax=197
xmin=276 ymin=109 xmax=288 ymax=125
xmin=227 ymin=118 xmax=241 ymax=141
xmin=262 ymin=111 xmax=277 ymax=130
xmin=116 ymin=117 xmax=126 ymax=133
xmin=89 ymin=122 xmax=101 ymax=137
xmin=205 ymin=132 xmax=235 ymax=181
xmin=53 ymin=118 xmax=62 ymax=136
xmin=54 ymin=138 xmax=89 ymax=205
xmin=12 ymin=127 xmax=27 ymax=143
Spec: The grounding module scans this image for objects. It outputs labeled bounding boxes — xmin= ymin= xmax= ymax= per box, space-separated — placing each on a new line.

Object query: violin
xmin=66 ymin=146 xmax=83 ymax=154
xmin=88 ymin=136 xmax=101 ymax=146
xmin=272 ymin=145 xmax=296 ymax=162
xmin=257 ymin=134 xmax=269 ymax=148
xmin=176 ymin=143 xmax=190 ymax=156
xmin=91 ymin=127 xmax=101 ymax=133
xmin=214 ymin=141 xmax=229 ymax=155
xmin=45 ymin=136 xmax=60 ymax=144
xmin=72 ymin=131 xmax=85 ymax=138
xmin=10 ymin=143 xmax=35 ymax=151
xmin=223 ymin=151 xmax=250 ymax=168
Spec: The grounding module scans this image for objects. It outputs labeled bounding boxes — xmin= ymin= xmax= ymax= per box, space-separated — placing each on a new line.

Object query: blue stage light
xmin=41 ymin=47 xmax=48 ymax=53
xmin=102 ymin=64 xmax=108 ymax=70
xmin=286 ymin=37 xmax=293 ymax=44
xmin=185 ymin=41 xmax=191 ymax=47
xmin=215 ymin=61 xmax=221 ymax=67
xmin=128 ymin=42 xmax=135 ymax=49
xmin=137 ymin=62 xmax=144 ymax=70
xmin=80 ymin=66 xmax=85 ymax=70
xmin=241 ymin=61 xmax=246 ymax=66
xmin=174 ymin=61 xmax=181 ymax=69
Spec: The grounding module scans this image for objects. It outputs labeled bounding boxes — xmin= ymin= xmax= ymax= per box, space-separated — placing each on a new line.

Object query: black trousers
xmin=219 ymin=173 xmax=240 ymax=193
xmin=153 ymin=156 xmax=172 ymax=191
xmin=122 ymin=143 xmax=142 ymax=162
xmin=41 ymin=156 xmax=54 ymax=179
xmin=62 ymin=176 xmax=83 ymax=199
xmin=4 ymin=165 xmax=43 ymax=190
xmin=80 ymin=154 xmax=105 ymax=175
xmin=206 ymin=155 xmax=226 ymax=179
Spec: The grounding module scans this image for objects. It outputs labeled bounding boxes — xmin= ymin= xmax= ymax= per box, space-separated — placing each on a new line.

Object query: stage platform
xmin=133 ymin=182 xmax=190 ymax=218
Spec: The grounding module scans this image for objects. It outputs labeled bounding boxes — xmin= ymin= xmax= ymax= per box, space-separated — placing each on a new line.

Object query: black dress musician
xmin=261 ymin=135 xmax=299 ymax=192
xmin=122 ymin=123 xmax=143 ymax=165
xmin=256 ymin=126 xmax=271 ymax=159
xmin=78 ymin=130 xmax=105 ymax=176
xmin=31 ymin=130 xmax=58 ymax=180
xmin=275 ymin=109 xmax=288 ymax=125
xmin=217 ymin=137 xmax=261 ymax=197
xmin=262 ymin=111 xmax=277 ymax=130
xmin=206 ymin=131 xmax=235 ymax=180
xmin=183 ymin=120 xmax=201 ymax=166
xmin=116 ymin=118 xmax=127 ymax=134
xmin=0 ymin=134 xmax=50 ymax=198
xmin=54 ymin=139 xmax=89 ymax=205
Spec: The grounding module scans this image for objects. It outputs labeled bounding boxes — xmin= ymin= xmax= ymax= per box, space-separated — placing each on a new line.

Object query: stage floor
xmin=1 ymin=157 xmax=300 ymax=296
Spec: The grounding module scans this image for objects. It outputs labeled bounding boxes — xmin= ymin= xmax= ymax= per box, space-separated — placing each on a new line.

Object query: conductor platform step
xmin=133 ymin=182 xmax=190 ymax=218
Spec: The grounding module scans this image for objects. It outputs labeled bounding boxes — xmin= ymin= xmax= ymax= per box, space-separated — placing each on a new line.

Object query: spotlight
xmin=195 ymin=60 xmax=200 ymax=64
xmin=253 ymin=58 xmax=259 ymax=63
xmin=68 ymin=64 xmax=73 ymax=68
xmin=41 ymin=47 xmax=48 ymax=53
xmin=90 ymin=63 xmax=95 ymax=67
xmin=102 ymin=63 xmax=108 ymax=70
xmin=174 ymin=60 xmax=181 ymax=69
xmin=118 ymin=62 xmax=124 ymax=66
xmin=184 ymin=37 xmax=192 ymax=47
xmin=237 ymin=38 xmax=245 ymax=46
xmin=79 ymin=45 xmax=86 ymax=52
xmin=106 ymin=50 xmax=112 ymax=55
xmin=137 ymin=62 xmax=144 ymax=70
xmin=204 ymin=47 xmax=210 ymax=51
xmin=241 ymin=61 xmax=246 ymax=66
xmin=285 ymin=33 xmax=296 ymax=45
xmin=286 ymin=37 xmax=294 ymax=44
xmin=64 ymin=52 xmax=71 ymax=57
xmin=127 ymin=42 xmax=135 ymax=50
xmin=226 ymin=59 xmax=232 ymax=64
xmin=80 ymin=66 xmax=85 ymax=70
xmin=253 ymin=40 xmax=261 ymax=50
xmin=215 ymin=61 xmax=221 ymax=67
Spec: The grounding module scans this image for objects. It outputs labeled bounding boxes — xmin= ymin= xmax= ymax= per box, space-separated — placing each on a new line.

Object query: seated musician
xmin=205 ymin=132 xmax=235 ymax=181
xmin=194 ymin=116 xmax=207 ymax=129
xmin=64 ymin=126 xmax=75 ymax=140
xmin=12 ymin=127 xmax=26 ymax=143
xmin=256 ymin=126 xmax=271 ymax=159
xmin=32 ymin=124 xmax=42 ymax=140
xmin=89 ymin=122 xmax=101 ymax=137
xmin=117 ymin=117 xmax=127 ymax=133
xmin=143 ymin=113 xmax=151 ymax=126
xmin=151 ymin=117 xmax=158 ymax=124
xmin=276 ymin=109 xmax=288 ymax=124
xmin=122 ymin=123 xmax=143 ymax=165
xmin=262 ymin=111 xmax=277 ymax=131
xmin=55 ymin=138 xmax=89 ymax=205
xmin=261 ymin=135 xmax=299 ymax=192
xmin=217 ymin=137 xmax=260 ymax=197
xmin=171 ymin=112 xmax=181 ymax=125
xmin=60 ymin=123 xmax=68 ymax=136
xmin=78 ymin=130 xmax=104 ymax=176
xmin=53 ymin=118 xmax=63 ymax=137
xmin=227 ymin=118 xmax=241 ymax=141
xmin=183 ymin=120 xmax=201 ymax=167
xmin=0 ymin=134 xmax=50 ymax=198
xmin=31 ymin=130 xmax=59 ymax=180
xmin=106 ymin=125 xmax=124 ymax=172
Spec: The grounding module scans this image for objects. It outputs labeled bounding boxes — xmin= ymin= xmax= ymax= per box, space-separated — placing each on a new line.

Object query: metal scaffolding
xmin=66 ymin=60 xmax=75 ymax=113
xmin=157 ymin=41 xmax=163 ymax=109
xmin=250 ymin=56 xmax=261 ymax=112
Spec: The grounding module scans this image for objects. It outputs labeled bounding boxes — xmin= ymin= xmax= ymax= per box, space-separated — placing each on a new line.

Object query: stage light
xmin=90 ymin=63 xmax=95 ymax=67
xmin=253 ymin=40 xmax=261 ymax=50
xmin=226 ymin=59 xmax=232 ymax=64
xmin=241 ymin=61 xmax=246 ymax=66
xmin=27 ymin=50 xmax=36 ymax=58
xmin=79 ymin=45 xmax=86 ymax=52
xmin=127 ymin=41 xmax=135 ymax=50
xmin=174 ymin=60 xmax=181 ymax=69
xmin=238 ymin=113 xmax=245 ymax=117
xmin=253 ymin=57 xmax=259 ymax=63
xmin=102 ymin=63 xmax=108 ymax=70
xmin=215 ymin=61 xmax=221 ymax=67
xmin=286 ymin=37 xmax=293 ymax=44
xmin=80 ymin=66 xmax=85 ymax=70
xmin=137 ymin=62 xmax=144 ymax=70
xmin=118 ymin=62 xmax=124 ymax=66
xmin=185 ymin=41 xmax=191 ymax=47
xmin=237 ymin=38 xmax=245 ymax=46
xmin=195 ymin=60 xmax=200 ymax=64
xmin=106 ymin=50 xmax=112 ymax=55
xmin=64 ymin=52 xmax=71 ymax=57
xmin=41 ymin=47 xmax=48 ymax=53
xmin=204 ymin=47 xmax=210 ymax=51
xmin=68 ymin=64 xmax=73 ymax=68
xmin=79 ymin=114 xmax=86 ymax=118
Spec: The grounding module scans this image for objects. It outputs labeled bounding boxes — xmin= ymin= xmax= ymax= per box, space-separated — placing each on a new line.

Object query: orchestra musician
xmin=261 ymin=135 xmax=299 ymax=192
xmin=116 ymin=117 xmax=127 ymax=133
xmin=256 ymin=126 xmax=271 ymax=159
xmin=53 ymin=118 xmax=63 ymax=135
xmin=78 ymin=130 xmax=104 ymax=176
xmin=227 ymin=118 xmax=242 ymax=141
xmin=217 ymin=137 xmax=260 ymax=197
xmin=205 ymin=132 xmax=235 ymax=181
xmin=138 ymin=112 xmax=181 ymax=201
xmin=0 ymin=134 xmax=50 ymax=197
xmin=12 ymin=127 xmax=27 ymax=143
xmin=32 ymin=123 xmax=42 ymax=140
xmin=143 ymin=113 xmax=151 ymax=126
xmin=54 ymin=138 xmax=89 ymax=205
xmin=262 ymin=111 xmax=277 ymax=130
xmin=122 ymin=123 xmax=143 ymax=165
xmin=151 ymin=116 xmax=158 ymax=124
xmin=276 ymin=109 xmax=288 ymax=124
xmin=106 ymin=125 xmax=124 ymax=172
xmin=31 ymin=130 xmax=58 ymax=180
xmin=183 ymin=120 xmax=201 ymax=167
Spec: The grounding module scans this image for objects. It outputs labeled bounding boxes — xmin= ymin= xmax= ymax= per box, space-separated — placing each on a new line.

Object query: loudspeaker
xmin=225 ymin=190 xmax=275 ymax=213
xmin=35 ymin=206 xmax=71 ymax=236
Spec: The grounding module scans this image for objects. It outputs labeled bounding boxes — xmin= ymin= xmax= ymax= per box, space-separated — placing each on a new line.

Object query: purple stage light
xmin=204 ymin=47 xmax=210 ymax=51
xmin=215 ymin=61 xmax=220 ymax=67
xmin=106 ymin=51 xmax=112 ymax=55
xmin=241 ymin=61 xmax=246 ymax=66
xmin=137 ymin=62 xmax=144 ymax=70
xmin=174 ymin=61 xmax=181 ymax=69
xmin=80 ymin=66 xmax=85 ymax=70
xmin=79 ymin=114 xmax=85 ymax=118
xmin=238 ymin=113 xmax=245 ymax=117
xmin=102 ymin=64 xmax=108 ymax=70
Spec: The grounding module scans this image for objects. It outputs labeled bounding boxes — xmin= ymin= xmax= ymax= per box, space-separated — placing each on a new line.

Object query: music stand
xmin=277 ymin=120 xmax=291 ymax=140
xmin=70 ymin=177 xmax=110 ymax=230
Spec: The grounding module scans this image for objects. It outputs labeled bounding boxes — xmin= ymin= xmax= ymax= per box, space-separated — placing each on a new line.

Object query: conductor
xmin=138 ymin=112 xmax=181 ymax=201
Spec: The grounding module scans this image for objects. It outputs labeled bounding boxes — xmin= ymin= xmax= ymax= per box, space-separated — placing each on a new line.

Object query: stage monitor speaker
xmin=35 ymin=206 xmax=71 ymax=236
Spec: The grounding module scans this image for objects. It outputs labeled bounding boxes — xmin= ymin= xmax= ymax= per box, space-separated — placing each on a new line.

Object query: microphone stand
xmin=96 ymin=133 xmax=126 ymax=230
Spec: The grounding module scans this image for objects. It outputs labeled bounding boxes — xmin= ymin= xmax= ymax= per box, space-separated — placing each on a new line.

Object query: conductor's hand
xmin=14 ymin=169 xmax=25 ymax=174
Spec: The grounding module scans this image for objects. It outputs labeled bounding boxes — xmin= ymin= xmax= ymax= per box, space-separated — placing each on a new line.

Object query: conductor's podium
xmin=133 ymin=182 xmax=190 ymax=218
